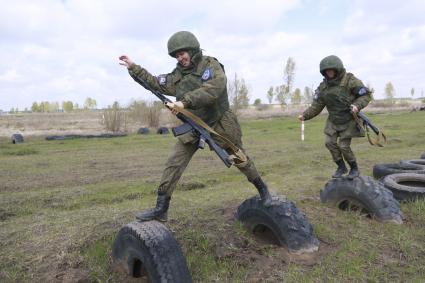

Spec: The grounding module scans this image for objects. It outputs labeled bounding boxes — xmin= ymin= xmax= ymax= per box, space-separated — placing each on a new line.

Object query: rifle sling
xmin=352 ymin=113 xmax=387 ymax=147
xmin=173 ymin=106 xmax=248 ymax=164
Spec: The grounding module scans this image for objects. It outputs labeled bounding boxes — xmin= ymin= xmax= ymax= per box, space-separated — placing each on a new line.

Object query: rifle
xmin=353 ymin=111 xmax=387 ymax=147
xmin=132 ymin=76 xmax=234 ymax=167
xmin=335 ymin=95 xmax=387 ymax=147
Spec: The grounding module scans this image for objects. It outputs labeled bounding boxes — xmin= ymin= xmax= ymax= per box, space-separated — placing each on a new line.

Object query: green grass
xmin=0 ymin=111 xmax=424 ymax=282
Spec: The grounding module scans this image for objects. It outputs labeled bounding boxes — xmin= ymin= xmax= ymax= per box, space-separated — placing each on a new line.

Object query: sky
xmin=1 ymin=0 xmax=425 ymax=111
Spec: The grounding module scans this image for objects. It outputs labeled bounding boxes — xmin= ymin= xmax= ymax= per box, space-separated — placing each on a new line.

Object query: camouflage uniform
xmin=302 ymin=55 xmax=371 ymax=178
xmin=127 ymin=31 xmax=272 ymax=221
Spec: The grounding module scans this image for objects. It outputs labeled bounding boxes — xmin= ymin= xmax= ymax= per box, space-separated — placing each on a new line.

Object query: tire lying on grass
xmin=320 ymin=176 xmax=403 ymax=224
xmin=11 ymin=133 xmax=24 ymax=144
xmin=382 ymin=173 xmax=425 ymax=202
xmin=236 ymin=195 xmax=320 ymax=254
xmin=400 ymin=159 xmax=425 ymax=169
xmin=112 ymin=221 xmax=192 ymax=283
xmin=421 ymin=153 xmax=425 ymax=159
xmin=372 ymin=163 xmax=425 ymax=180
xmin=137 ymin=127 xmax=150 ymax=135
xmin=156 ymin=127 xmax=169 ymax=135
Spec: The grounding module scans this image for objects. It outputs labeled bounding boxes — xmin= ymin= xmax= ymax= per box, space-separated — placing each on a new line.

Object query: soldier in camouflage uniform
xmin=119 ymin=31 xmax=273 ymax=222
xmin=298 ymin=55 xmax=371 ymax=179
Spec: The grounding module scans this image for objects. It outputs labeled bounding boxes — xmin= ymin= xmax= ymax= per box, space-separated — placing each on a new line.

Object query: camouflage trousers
xmin=157 ymin=110 xmax=260 ymax=197
xmin=325 ymin=133 xmax=356 ymax=163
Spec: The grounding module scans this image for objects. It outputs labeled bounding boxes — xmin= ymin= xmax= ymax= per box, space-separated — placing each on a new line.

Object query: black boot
xmin=332 ymin=159 xmax=348 ymax=178
xmin=252 ymin=177 xmax=273 ymax=207
xmin=347 ymin=161 xmax=360 ymax=180
xmin=136 ymin=193 xmax=171 ymax=222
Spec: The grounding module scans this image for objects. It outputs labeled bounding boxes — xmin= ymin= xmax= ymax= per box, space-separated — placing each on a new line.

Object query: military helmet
xmin=319 ymin=55 xmax=344 ymax=76
xmin=167 ymin=31 xmax=200 ymax=57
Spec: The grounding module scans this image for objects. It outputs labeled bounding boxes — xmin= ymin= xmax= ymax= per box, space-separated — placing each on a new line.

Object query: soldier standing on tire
xmin=298 ymin=55 xmax=372 ymax=179
xmin=119 ymin=31 xmax=273 ymax=222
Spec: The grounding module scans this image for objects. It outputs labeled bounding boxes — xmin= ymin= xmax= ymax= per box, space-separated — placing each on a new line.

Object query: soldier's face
xmin=325 ymin=69 xmax=336 ymax=79
xmin=175 ymin=51 xmax=191 ymax=67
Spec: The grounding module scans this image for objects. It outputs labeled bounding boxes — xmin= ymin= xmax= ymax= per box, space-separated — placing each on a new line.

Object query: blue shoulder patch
xmin=201 ymin=68 xmax=212 ymax=81
xmin=157 ymin=75 xmax=167 ymax=85
xmin=358 ymin=87 xmax=368 ymax=96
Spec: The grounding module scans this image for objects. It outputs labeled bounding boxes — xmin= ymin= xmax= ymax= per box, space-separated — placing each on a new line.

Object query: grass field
xmin=0 ymin=111 xmax=424 ymax=282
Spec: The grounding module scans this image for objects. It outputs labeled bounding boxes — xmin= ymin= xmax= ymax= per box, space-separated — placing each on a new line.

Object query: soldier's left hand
xmin=350 ymin=104 xmax=359 ymax=113
xmin=166 ymin=101 xmax=184 ymax=115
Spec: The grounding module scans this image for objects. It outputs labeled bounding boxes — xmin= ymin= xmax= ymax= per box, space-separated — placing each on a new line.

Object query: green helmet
xmin=167 ymin=31 xmax=200 ymax=57
xmin=319 ymin=55 xmax=345 ymax=76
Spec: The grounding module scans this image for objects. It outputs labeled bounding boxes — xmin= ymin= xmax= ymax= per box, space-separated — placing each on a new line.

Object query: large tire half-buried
xmin=382 ymin=173 xmax=425 ymax=202
xmin=112 ymin=221 xmax=192 ymax=283
xmin=236 ymin=195 xmax=320 ymax=254
xmin=320 ymin=176 xmax=403 ymax=224
xmin=372 ymin=163 xmax=425 ymax=180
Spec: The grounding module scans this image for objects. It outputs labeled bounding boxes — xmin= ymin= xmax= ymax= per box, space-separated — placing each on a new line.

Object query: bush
xmin=101 ymin=102 xmax=128 ymax=132
xmin=128 ymin=100 xmax=162 ymax=128
xmin=255 ymin=104 xmax=270 ymax=111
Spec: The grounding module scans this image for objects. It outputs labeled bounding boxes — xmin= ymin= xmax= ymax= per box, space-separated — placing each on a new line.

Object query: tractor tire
xmin=382 ymin=173 xmax=425 ymax=202
xmin=399 ymin=159 xmax=425 ymax=169
xmin=320 ymin=176 xmax=403 ymax=224
xmin=137 ymin=127 xmax=150 ymax=135
xmin=157 ymin=127 xmax=169 ymax=135
xmin=112 ymin=221 xmax=192 ymax=283
xmin=11 ymin=133 xmax=24 ymax=144
xmin=372 ymin=163 xmax=425 ymax=180
xmin=236 ymin=195 xmax=320 ymax=254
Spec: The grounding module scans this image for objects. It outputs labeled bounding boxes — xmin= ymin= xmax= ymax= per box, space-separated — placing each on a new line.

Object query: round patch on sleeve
xmin=201 ymin=68 xmax=212 ymax=81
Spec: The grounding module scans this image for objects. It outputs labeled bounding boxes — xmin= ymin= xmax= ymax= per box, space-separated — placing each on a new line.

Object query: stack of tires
xmin=373 ymin=154 xmax=425 ymax=202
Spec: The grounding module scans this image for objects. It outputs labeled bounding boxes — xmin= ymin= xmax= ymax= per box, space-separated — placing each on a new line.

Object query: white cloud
xmin=1 ymin=0 xmax=425 ymax=111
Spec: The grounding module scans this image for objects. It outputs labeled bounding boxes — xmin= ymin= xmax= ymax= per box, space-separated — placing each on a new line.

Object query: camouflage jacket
xmin=128 ymin=53 xmax=230 ymax=126
xmin=303 ymin=72 xmax=372 ymax=137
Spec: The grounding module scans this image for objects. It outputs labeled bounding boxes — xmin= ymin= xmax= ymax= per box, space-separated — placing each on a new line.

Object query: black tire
xmin=236 ymin=196 xmax=320 ymax=254
xmin=372 ymin=163 xmax=425 ymax=180
xmin=137 ymin=127 xmax=150 ymax=135
xmin=156 ymin=127 xmax=169 ymax=135
xmin=421 ymin=153 xmax=425 ymax=159
xmin=382 ymin=173 xmax=425 ymax=201
xmin=11 ymin=133 xmax=24 ymax=144
xmin=320 ymin=176 xmax=403 ymax=224
xmin=112 ymin=221 xmax=192 ymax=283
xmin=400 ymin=159 xmax=425 ymax=169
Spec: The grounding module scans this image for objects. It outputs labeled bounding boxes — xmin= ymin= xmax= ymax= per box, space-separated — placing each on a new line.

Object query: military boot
xmin=332 ymin=159 xmax=348 ymax=178
xmin=347 ymin=161 xmax=360 ymax=180
xmin=136 ymin=193 xmax=171 ymax=222
xmin=252 ymin=177 xmax=273 ymax=207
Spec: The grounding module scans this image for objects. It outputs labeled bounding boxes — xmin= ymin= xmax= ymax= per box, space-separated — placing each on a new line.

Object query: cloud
xmin=1 ymin=0 xmax=425 ymax=111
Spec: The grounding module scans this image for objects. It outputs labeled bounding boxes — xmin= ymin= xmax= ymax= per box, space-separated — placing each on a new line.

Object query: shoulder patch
xmin=358 ymin=87 xmax=368 ymax=96
xmin=157 ymin=75 xmax=167 ymax=85
xmin=201 ymin=68 xmax=212 ymax=81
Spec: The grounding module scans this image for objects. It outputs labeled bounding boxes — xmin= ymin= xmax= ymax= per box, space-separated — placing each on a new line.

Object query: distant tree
xmin=74 ymin=103 xmax=79 ymax=110
xmin=62 ymin=101 xmax=74 ymax=112
xmin=31 ymin=102 xmax=39 ymax=112
xmin=10 ymin=107 xmax=15 ymax=113
xmin=253 ymin=98 xmax=261 ymax=106
xmin=84 ymin=97 xmax=97 ymax=110
xmin=275 ymin=85 xmax=288 ymax=106
xmin=228 ymin=73 xmax=250 ymax=116
xmin=302 ymin=86 xmax=313 ymax=104
xmin=291 ymin=88 xmax=302 ymax=104
xmin=284 ymin=57 xmax=296 ymax=95
xmin=384 ymin=82 xmax=395 ymax=104
xmin=266 ymin=86 xmax=274 ymax=104
xmin=411 ymin=87 xmax=415 ymax=99
xmin=366 ymin=83 xmax=375 ymax=101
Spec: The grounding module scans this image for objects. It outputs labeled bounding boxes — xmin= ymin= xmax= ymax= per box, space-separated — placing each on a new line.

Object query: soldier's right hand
xmin=119 ymin=55 xmax=134 ymax=68
xmin=298 ymin=115 xmax=304 ymax=121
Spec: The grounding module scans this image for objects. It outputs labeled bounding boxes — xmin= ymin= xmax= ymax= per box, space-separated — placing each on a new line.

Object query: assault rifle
xmin=336 ymin=95 xmax=386 ymax=146
xmin=132 ymin=76 xmax=233 ymax=167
